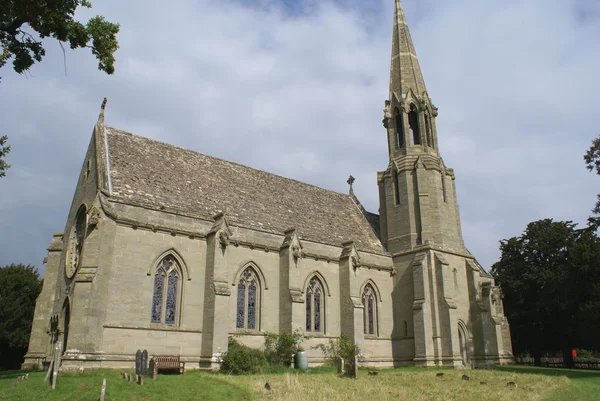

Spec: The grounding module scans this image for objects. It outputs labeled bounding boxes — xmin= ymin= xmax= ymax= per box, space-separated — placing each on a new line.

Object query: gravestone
xmin=337 ymin=358 xmax=345 ymax=375
xmin=51 ymin=341 xmax=62 ymax=390
xmin=345 ymin=356 xmax=358 ymax=378
xmin=135 ymin=350 xmax=142 ymax=375
xmin=141 ymin=350 xmax=149 ymax=376
xmin=100 ymin=378 xmax=106 ymax=401
xmin=149 ymin=359 xmax=156 ymax=379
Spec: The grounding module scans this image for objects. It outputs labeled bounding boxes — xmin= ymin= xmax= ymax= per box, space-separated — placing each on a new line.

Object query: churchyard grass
xmin=0 ymin=368 xmax=253 ymax=401
xmin=2 ymin=365 xmax=600 ymax=400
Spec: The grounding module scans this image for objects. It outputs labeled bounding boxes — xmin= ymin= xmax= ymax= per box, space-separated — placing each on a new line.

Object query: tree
xmin=0 ymin=135 xmax=9 ymax=178
xmin=585 ymin=137 xmax=600 ymax=228
xmin=0 ymin=1 xmax=120 ymax=178
xmin=0 ymin=0 xmax=120 ymax=78
xmin=0 ymin=264 xmax=42 ymax=369
xmin=491 ymin=219 xmax=600 ymax=366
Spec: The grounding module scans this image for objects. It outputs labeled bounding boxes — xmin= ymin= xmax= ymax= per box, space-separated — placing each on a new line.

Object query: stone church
xmin=23 ymin=0 xmax=512 ymax=370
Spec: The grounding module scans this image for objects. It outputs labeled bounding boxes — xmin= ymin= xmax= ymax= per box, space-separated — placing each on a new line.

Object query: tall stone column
xmin=201 ymin=213 xmax=232 ymax=368
xmin=339 ymin=242 xmax=364 ymax=347
xmin=22 ymin=233 xmax=63 ymax=370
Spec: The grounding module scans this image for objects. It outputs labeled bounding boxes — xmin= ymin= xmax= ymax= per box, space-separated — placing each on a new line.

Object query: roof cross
xmin=347 ymin=175 xmax=355 ymax=195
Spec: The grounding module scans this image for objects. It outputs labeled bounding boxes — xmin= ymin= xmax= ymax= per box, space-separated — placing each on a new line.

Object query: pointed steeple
xmin=389 ymin=0 xmax=427 ymax=101
xmin=382 ymin=0 xmax=439 ymax=159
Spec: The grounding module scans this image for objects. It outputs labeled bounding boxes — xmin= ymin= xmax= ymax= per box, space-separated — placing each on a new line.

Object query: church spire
xmin=383 ymin=0 xmax=439 ymax=159
xmin=389 ymin=0 xmax=427 ymax=101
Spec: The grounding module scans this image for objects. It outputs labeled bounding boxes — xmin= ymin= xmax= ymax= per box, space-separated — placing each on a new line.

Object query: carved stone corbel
xmin=208 ymin=212 xmax=233 ymax=252
xmin=281 ymin=228 xmax=304 ymax=264
xmin=341 ymin=241 xmax=360 ymax=271
xmin=87 ymin=207 xmax=102 ymax=228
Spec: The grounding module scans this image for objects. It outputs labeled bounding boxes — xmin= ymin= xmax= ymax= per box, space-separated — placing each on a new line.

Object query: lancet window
xmin=408 ymin=104 xmax=421 ymax=145
xmin=151 ymin=256 xmax=181 ymax=325
xmin=306 ymin=276 xmax=325 ymax=333
xmin=392 ymin=170 xmax=400 ymax=206
xmin=362 ymin=284 xmax=378 ymax=336
xmin=394 ymin=107 xmax=405 ymax=149
xmin=236 ymin=267 xmax=260 ymax=330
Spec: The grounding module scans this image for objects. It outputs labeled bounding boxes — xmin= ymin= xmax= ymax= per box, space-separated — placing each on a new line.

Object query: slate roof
xmin=104 ymin=127 xmax=385 ymax=254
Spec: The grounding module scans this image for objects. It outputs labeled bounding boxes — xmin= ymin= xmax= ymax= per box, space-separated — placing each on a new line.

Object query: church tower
xmin=379 ymin=0 xmax=513 ymax=367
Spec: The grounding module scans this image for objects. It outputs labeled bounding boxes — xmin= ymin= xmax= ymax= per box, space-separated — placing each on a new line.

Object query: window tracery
xmin=236 ymin=267 xmax=259 ymax=330
xmin=362 ymin=284 xmax=378 ymax=336
xmin=306 ymin=276 xmax=324 ymax=333
xmin=151 ymin=256 xmax=181 ymax=325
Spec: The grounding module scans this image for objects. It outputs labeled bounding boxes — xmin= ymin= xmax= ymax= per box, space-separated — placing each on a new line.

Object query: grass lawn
xmin=498 ymin=365 xmax=600 ymax=401
xmin=1 ymin=365 xmax=599 ymax=401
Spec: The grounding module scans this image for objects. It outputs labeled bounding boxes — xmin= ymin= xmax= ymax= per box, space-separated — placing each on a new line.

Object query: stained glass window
xmin=236 ymin=267 xmax=260 ymax=330
xmin=306 ymin=277 xmax=324 ymax=333
xmin=150 ymin=256 xmax=181 ymax=325
xmin=362 ymin=284 xmax=377 ymax=336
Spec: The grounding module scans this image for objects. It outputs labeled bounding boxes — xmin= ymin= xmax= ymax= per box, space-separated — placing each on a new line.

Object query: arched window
xmin=394 ymin=107 xmax=405 ymax=149
xmin=306 ymin=276 xmax=325 ymax=333
xmin=425 ymin=114 xmax=433 ymax=148
xmin=362 ymin=284 xmax=378 ymax=336
xmin=151 ymin=256 xmax=181 ymax=325
xmin=403 ymin=320 xmax=409 ymax=337
xmin=408 ymin=104 xmax=421 ymax=145
xmin=236 ymin=267 xmax=260 ymax=330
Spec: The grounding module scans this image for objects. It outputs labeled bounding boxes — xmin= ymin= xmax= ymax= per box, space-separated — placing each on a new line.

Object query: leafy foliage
xmin=0 ymin=0 xmax=120 ymax=78
xmin=264 ymin=330 xmax=305 ymax=366
xmin=313 ymin=333 xmax=360 ymax=366
xmin=491 ymin=219 xmax=600 ymax=363
xmin=0 ymin=135 xmax=10 ymax=178
xmin=0 ymin=264 xmax=42 ymax=369
xmin=584 ymin=137 xmax=600 ymax=228
xmin=220 ymin=338 xmax=268 ymax=375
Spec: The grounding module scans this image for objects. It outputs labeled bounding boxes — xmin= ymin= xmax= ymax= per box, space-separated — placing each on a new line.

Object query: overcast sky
xmin=1 ymin=0 xmax=599 ymax=276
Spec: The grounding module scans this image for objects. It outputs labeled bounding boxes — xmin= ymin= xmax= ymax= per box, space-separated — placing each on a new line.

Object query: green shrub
xmin=264 ymin=330 xmax=305 ymax=366
xmin=574 ymin=348 xmax=599 ymax=363
xmin=313 ymin=333 xmax=360 ymax=366
xmin=220 ymin=338 xmax=268 ymax=374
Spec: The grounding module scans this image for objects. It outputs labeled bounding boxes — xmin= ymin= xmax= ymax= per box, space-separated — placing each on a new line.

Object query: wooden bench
xmin=150 ymin=355 xmax=185 ymax=376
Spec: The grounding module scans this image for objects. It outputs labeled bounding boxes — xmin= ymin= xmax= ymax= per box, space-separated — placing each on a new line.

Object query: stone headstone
xmin=100 ymin=378 xmax=106 ymax=401
xmin=345 ymin=356 xmax=358 ymax=378
xmin=135 ymin=350 xmax=142 ymax=375
xmin=149 ymin=359 xmax=156 ymax=379
xmin=337 ymin=358 xmax=345 ymax=375
xmin=141 ymin=350 xmax=149 ymax=376
xmin=51 ymin=341 xmax=62 ymax=390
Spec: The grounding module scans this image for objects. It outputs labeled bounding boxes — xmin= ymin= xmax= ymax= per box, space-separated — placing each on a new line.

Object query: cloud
xmin=0 ymin=0 xmax=599 ymax=276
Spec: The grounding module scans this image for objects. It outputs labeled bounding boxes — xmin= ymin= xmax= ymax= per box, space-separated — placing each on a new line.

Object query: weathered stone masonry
xmin=23 ymin=0 xmax=512 ymax=371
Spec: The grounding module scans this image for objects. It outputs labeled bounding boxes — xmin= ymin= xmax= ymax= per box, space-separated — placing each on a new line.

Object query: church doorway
xmin=458 ymin=322 xmax=470 ymax=367
xmin=61 ymin=298 xmax=71 ymax=354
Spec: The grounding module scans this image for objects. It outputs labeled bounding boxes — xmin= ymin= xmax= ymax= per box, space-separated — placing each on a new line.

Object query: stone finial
xmin=347 ymin=175 xmax=355 ymax=195
xmin=97 ymin=97 xmax=107 ymax=125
